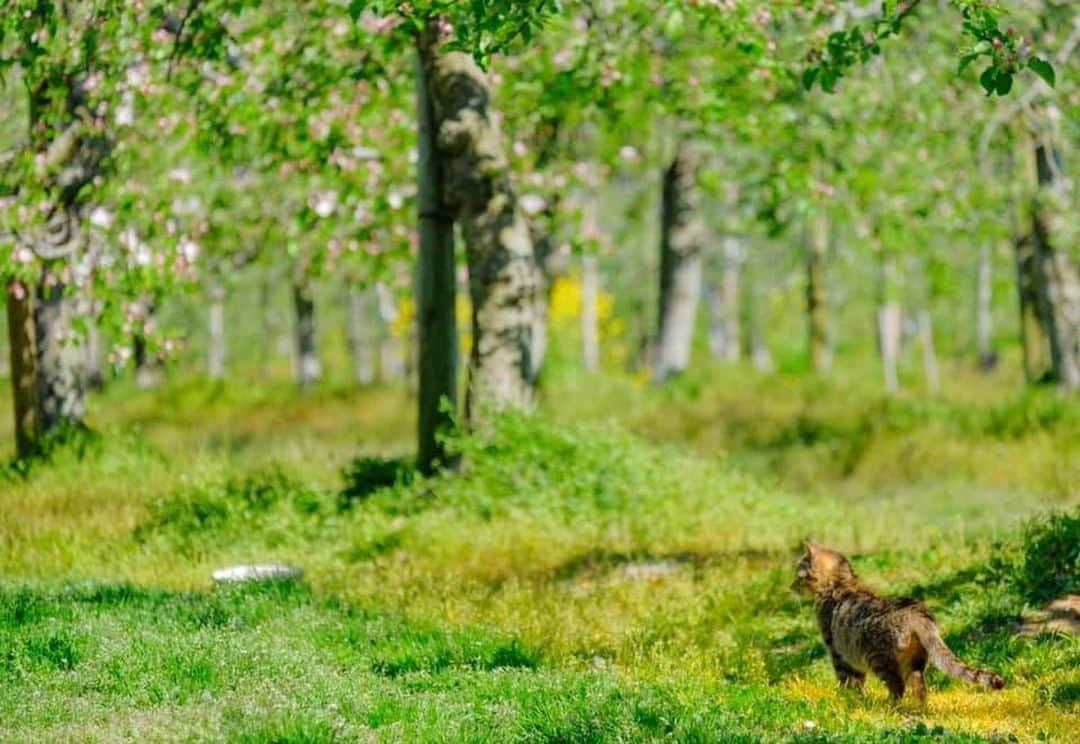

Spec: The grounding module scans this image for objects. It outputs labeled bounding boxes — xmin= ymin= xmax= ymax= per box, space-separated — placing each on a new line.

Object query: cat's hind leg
xmin=869 ymin=653 xmax=906 ymax=700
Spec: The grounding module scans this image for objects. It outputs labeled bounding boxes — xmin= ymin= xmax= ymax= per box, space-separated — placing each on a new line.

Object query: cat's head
xmin=790 ymin=541 xmax=856 ymax=595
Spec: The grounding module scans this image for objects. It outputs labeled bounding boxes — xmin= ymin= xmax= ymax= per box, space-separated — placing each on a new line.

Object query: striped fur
xmin=791 ymin=542 xmax=1003 ymax=701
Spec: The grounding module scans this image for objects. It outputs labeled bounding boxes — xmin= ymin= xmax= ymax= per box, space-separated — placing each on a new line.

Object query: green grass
xmin=0 ymin=366 xmax=1078 ymax=742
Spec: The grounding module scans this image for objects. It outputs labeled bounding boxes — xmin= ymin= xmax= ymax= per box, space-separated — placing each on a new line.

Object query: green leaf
xmin=958 ymin=53 xmax=979 ymax=74
xmin=1028 ymin=57 xmax=1055 ymax=88
xmin=995 ymin=72 xmax=1012 ymax=96
xmin=979 ymin=66 xmax=996 ymax=96
xmin=802 ymin=67 xmax=818 ymax=91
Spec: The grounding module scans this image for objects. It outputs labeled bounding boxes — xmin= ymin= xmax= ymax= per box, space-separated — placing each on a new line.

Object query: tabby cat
xmin=791 ymin=542 xmax=1004 ymax=701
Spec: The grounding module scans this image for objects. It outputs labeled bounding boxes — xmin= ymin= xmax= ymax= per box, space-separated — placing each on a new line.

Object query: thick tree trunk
xmin=34 ymin=268 xmax=86 ymax=431
xmin=654 ymin=144 xmax=705 ymax=382
xmin=346 ymin=286 xmax=376 ymax=386
xmin=415 ymin=39 xmax=460 ymax=471
xmin=208 ymin=282 xmax=226 ymax=380
xmin=421 ymin=29 xmax=540 ymax=422
xmin=975 ymin=244 xmax=996 ymax=370
xmin=292 ymin=278 xmax=321 ymax=390
xmin=581 ymin=253 xmax=600 ymax=372
xmin=918 ymin=310 xmax=940 ymax=395
xmin=1031 ymin=143 xmax=1080 ymax=391
xmin=806 ymin=214 xmax=831 ymax=373
xmin=6 ymin=283 xmax=38 ymax=458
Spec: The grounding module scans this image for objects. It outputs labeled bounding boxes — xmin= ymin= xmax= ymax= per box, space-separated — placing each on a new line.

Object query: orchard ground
xmin=0 ymin=360 xmax=1078 ymax=742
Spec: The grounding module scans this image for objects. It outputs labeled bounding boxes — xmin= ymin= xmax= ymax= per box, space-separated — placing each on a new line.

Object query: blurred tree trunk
xmin=292 ymin=277 xmax=321 ymax=391
xmin=707 ymin=236 xmax=741 ymax=363
xmin=415 ymin=35 xmax=459 ymax=470
xmin=806 ymin=214 xmax=831 ymax=373
xmin=421 ymin=28 xmax=540 ymax=423
xmin=81 ymin=292 xmax=104 ymax=391
xmin=6 ymin=283 xmax=38 ymax=458
xmin=975 ymin=244 xmax=997 ymax=371
xmin=529 ymin=219 xmax=568 ymax=383
xmin=208 ymin=282 xmax=226 ymax=380
xmin=375 ymin=282 xmax=405 ymax=381
xmin=741 ymin=250 xmax=774 ymax=373
xmin=346 ymin=285 xmax=376 ymax=386
xmin=132 ymin=298 xmax=162 ymax=390
xmin=877 ymin=256 xmax=902 ymax=395
xmin=654 ymin=143 xmax=705 ymax=382
xmin=918 ymin=310 xmax=940 ymax=395
xmin=581 ymin=253 xmax=600 ymax=372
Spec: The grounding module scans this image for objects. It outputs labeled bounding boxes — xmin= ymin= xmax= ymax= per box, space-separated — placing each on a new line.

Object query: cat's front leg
xmin=829 ymin=650 xmax=865 ymax=691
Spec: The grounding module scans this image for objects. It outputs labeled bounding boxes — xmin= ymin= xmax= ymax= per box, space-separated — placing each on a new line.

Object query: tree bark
xmin=34 ymin=267 xmax=86 ymax=430
xmin=6 ymin=283 xmax=38 ymax=458
xmin=975 ymin=244 xmax=996 ymax=370
xmin=208 ymin=282 xmax=226 ymax=380
xmin=292 ymin=278 xmax=321 ymax=390
xmin=346 ymin=285 xmax=376 ymax=386
xmin=654 ymin=144 xmax=705 ymax=382
xmin=918 ymin=310 xmax=940 ymax=395
xmin=806 ymin=214 xmax=831 ymax=373
xmin=421 ymin=28 xmax=540 ymax=422
xmin=1030 ymin=142 xmax=1080 ymax=390
xmin=415 ymin=38 xmax=460 ymax=471
xmin=877 ymin=255 xmax=902 ymax=395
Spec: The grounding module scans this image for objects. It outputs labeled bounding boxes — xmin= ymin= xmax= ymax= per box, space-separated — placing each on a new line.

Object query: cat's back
xmin=830 ymin=587 xmax=929 ymax=668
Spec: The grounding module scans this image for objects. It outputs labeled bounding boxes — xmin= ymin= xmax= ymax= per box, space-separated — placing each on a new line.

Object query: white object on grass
xmin=212 ymin=564 xmax=303 ymax=584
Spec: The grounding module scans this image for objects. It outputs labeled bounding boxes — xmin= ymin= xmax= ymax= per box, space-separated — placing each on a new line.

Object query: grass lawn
xmin=1 ymin=367 xmax=1077 ymax=742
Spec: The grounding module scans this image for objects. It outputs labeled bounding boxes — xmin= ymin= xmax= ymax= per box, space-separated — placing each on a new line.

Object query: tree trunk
xmin=806 ymin=214 xmax=831 ymax=373
xmin=375 ymin=282 xmax=405 ymax=381
xmin=132 ymin=298 xmax=162 ymax=390
xmin=529 ymin=219 xmax=569 ymax=383
xmin=654 ymin=144 xmax=705 ymax=382
xmin=34 ymin=268 xmax=86 ymax=431
xmin=415 ymin=38 xmax=460 ymax=471
xmin=741 ymin=253 xmax=774 ymax=372
xmin=292 ymin=278 xmax=321 ymax=390
xmin=918 ymin=310 xmax=940 ymax=395
xmin=878 ymin=302 xmax=902 ymax=395
xmin=712 ymin=236 xmax=742 ymax=363
xmin=1031 ymin=143 xmax=1080 ymax=391
xmin=421 ymin=28 xmax=540 ymax=422
xmin=975 ymin=244 xmax=996 ymax=370
xmin=208 ymin=282 xmax=226 ymax=380
xmin=6 ymin=282 xmax=38 ymax=458
xmin=81 ymin=292 xmax=104 ymax=391
xmin=346 ymin=285 xmax=376 ymax=386
xmin=581 ymin=253 xmax=600 ymax=372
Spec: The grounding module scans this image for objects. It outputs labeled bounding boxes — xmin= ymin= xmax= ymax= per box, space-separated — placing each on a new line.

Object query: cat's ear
xmin=805 ymin=540 xmax=822 ymax=555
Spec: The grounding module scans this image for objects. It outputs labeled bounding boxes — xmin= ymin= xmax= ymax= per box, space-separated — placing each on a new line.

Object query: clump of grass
xmin=338 ymin=455 xmax=415 ymax=511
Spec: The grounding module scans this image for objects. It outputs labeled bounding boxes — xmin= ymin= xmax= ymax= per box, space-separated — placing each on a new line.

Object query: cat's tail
xmin=915 ymin=621 xmax=1004 ymax=690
